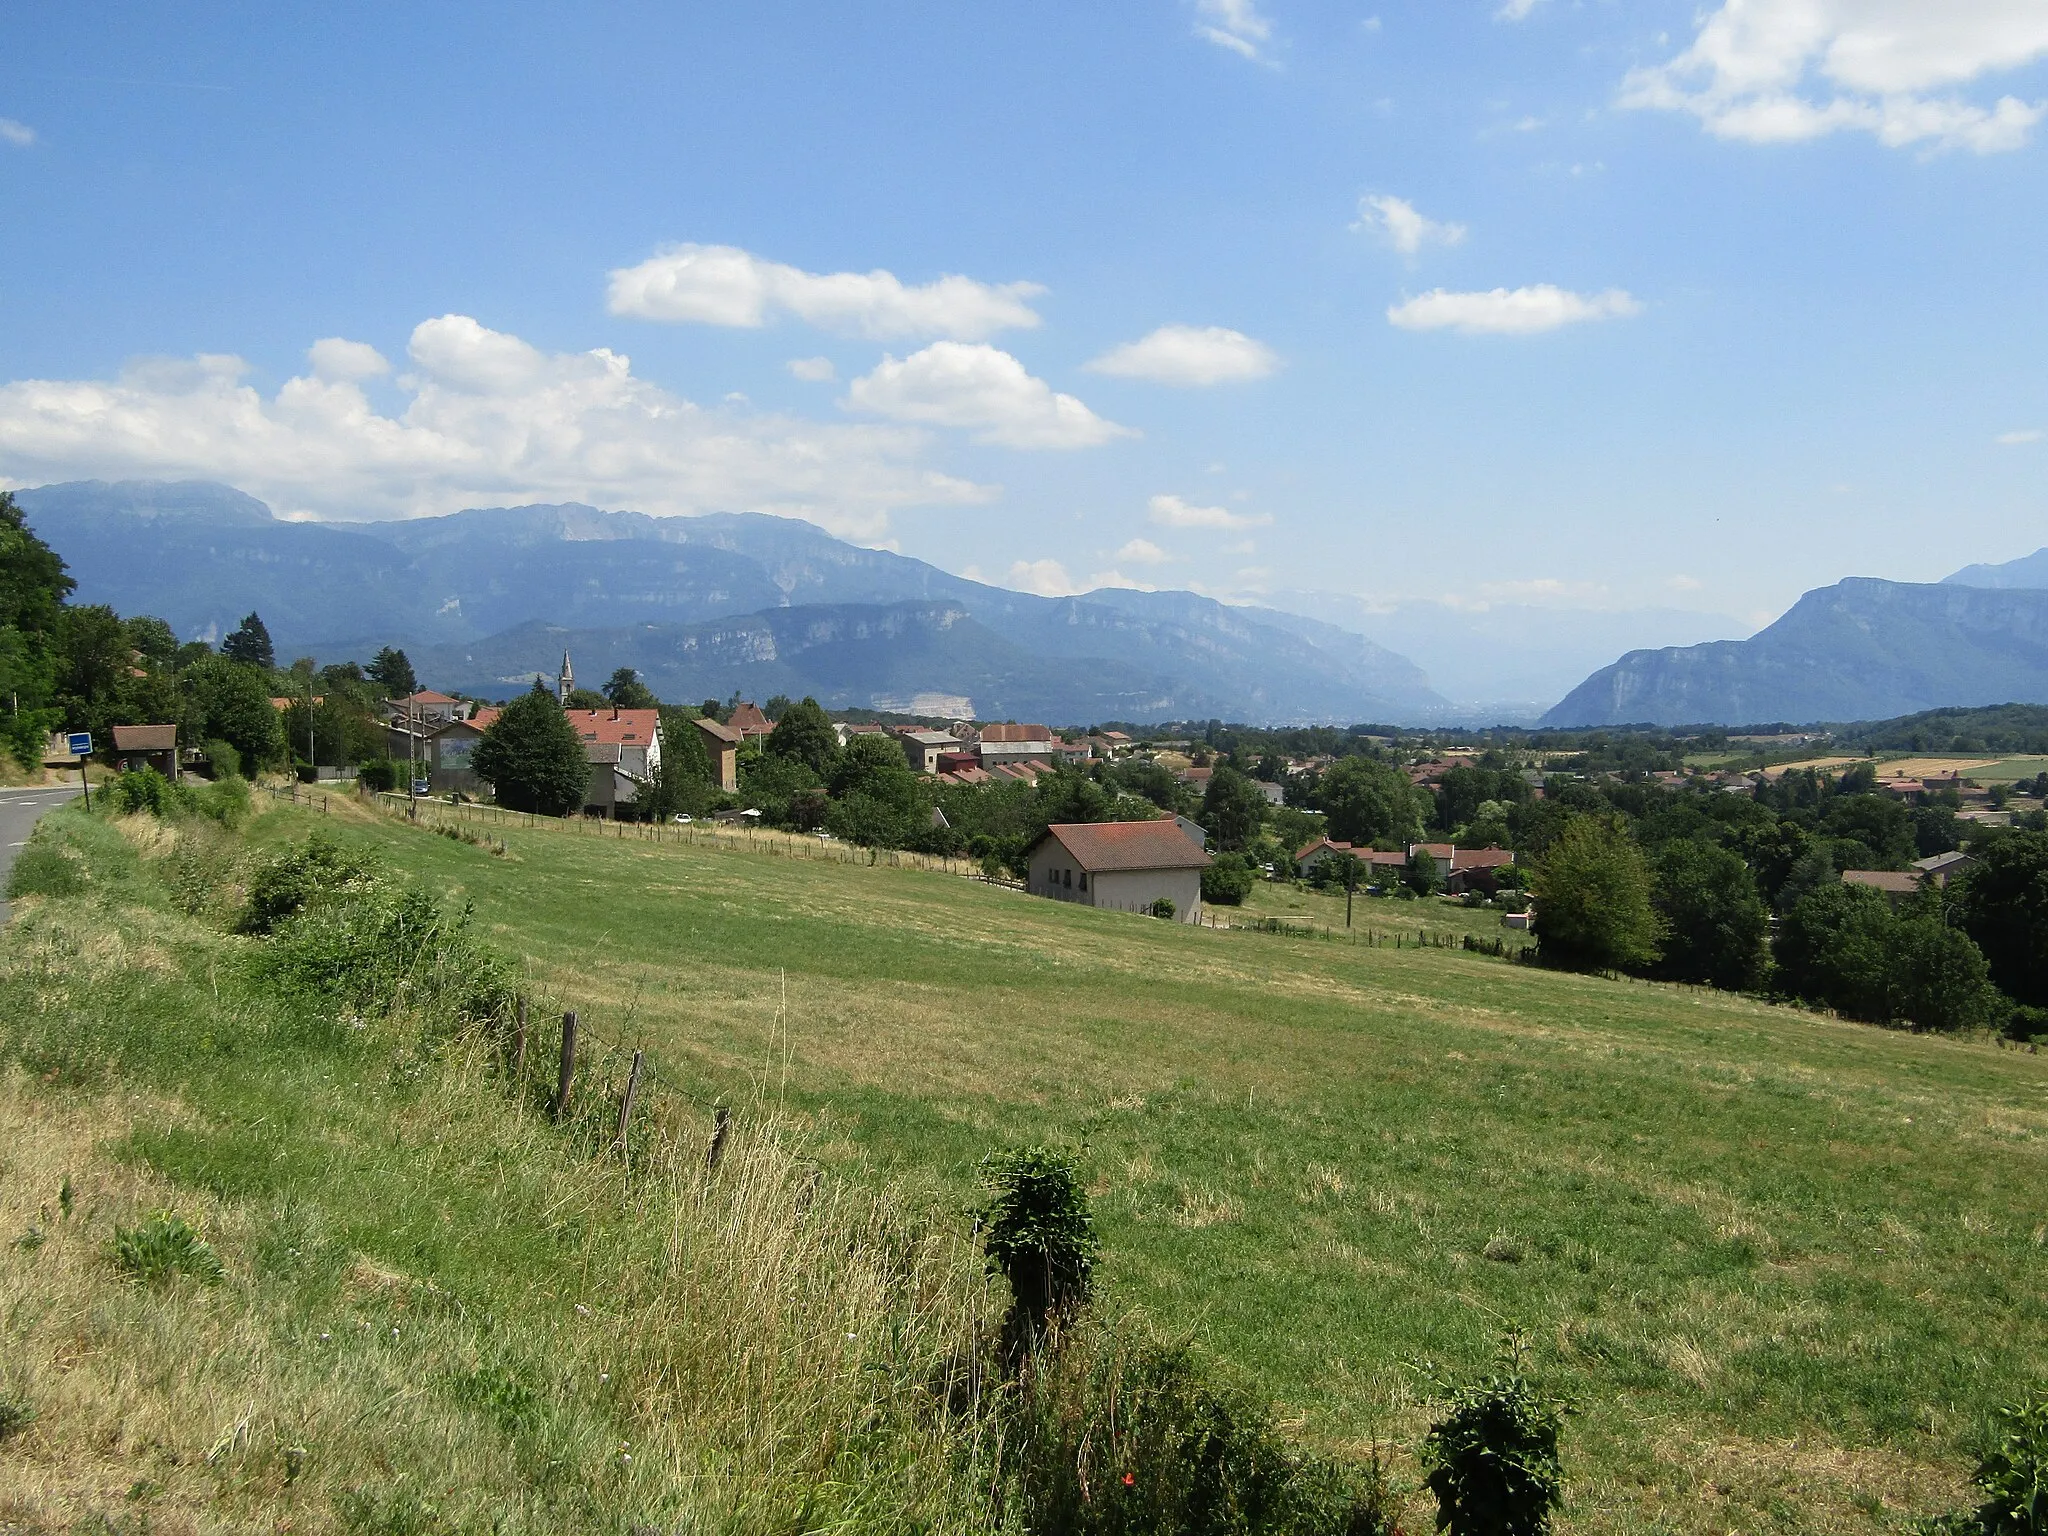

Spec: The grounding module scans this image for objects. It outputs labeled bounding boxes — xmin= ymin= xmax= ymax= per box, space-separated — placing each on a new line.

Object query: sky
xmin=2 ymin=1 xmax=2046 ymax=639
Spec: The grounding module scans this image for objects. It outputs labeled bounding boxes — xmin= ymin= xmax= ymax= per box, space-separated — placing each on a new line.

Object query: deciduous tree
xmin=474 ymin=682 xmax=590 ymax=816
xmin=1529 ymin=816 xmax=1662 ymax=972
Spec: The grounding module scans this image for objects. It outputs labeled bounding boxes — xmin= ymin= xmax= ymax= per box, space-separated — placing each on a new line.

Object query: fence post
xmin=705 ymin=1104 xmax=731 ymax=1173
xmin=512 ymin=996 xmax=528 ymax=1078
xmin=551 ymin=1011 xmax=578 ymax=1122
xmin=614 ymin=1049 xmax=644 ymax=1150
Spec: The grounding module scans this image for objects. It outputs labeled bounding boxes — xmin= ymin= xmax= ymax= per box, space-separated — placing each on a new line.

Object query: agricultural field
xmin=220 ymin=791 xmax=2048 ymax=1534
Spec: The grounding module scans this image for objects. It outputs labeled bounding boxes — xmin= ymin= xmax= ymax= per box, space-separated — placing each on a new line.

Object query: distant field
xmin=257 ymin=795 xmax=2048 ymax=1534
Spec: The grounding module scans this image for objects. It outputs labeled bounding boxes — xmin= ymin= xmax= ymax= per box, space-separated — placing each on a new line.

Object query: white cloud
xmin=787 ymin=356 xmax=836 ymax=382
xmin=0 ymin=315 xmax=992 ymax=541
xmin=0 ymin=118 xmax=35 ymax=147
xmin=1084 ymin=324 xmax=1279 ymax=386
xmin=1497 ymin=0 xmax=1544 ymax=19
xmin=607 ymin=243 xmax=1045 ymax=340
xmin=1113 ymin=537 xmax=1174 ymax=565
xmin=1147 ymin=493 xmax=1272 ymax=530
xmin=1621 ymin=1 xmax=2048 ymax=154
xmin=1006 ymin=559 xmax=1082 ymax=597
xmin=1352 ymin=194 xmax=1467 ymax=256
xmin=845 ymin=342 xmax=1132 ymax=449
xmin=1996 ymin=428 xmax=2043 ymax=444
xmin=1085 ymin=570 xmax=1155 ymax=591
xmin=1386 ymin=285 xmax=1642 ymax=335
xmin=306 ymin=337 xmax=390 ymax=382
xmin=1195 ymin=0 xmax=1274 ymax=60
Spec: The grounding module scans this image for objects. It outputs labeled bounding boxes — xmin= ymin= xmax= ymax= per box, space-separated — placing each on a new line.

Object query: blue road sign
xmin=66 ymin=732 xmax=92 ymax=756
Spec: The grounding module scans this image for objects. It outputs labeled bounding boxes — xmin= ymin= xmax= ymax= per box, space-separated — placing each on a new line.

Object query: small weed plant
xmin=1420 ymin=1337 xmax=1567 ymax=1536
xmin=110 ymin=1211 xmax=225 ymax=1286
xmin=1920 ymin=1393 xmax=2048 ymax=1534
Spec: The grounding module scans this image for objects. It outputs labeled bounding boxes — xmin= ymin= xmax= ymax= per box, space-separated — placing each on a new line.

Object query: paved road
xmin=0 ymin=784 xmax=82 ymax=923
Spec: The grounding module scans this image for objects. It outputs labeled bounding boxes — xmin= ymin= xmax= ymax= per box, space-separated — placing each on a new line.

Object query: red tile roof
xmin=727 ymin=701 xmax=772 ymax=734
xmin=1039 ymin=820 xmax=1210 ymax=872
xmin=694 ymin=716 xmax=742 ymax=746
xmin=469 ymin=707 xmax=502 ymax=731
xmin=401 ymin=690 xmax=459 ymax=705
xmin=1844 ymin=869 xmax=1923 ymax=894
xmin=1451 ymin=848 xmax=1515 ymax=870
xmin=564 ymin=708 xmax=661 ymax=747
xmin=981 ymin=722 xmax=1054 ymax=743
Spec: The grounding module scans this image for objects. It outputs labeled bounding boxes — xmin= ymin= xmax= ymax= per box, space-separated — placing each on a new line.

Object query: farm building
xmin=1026 ymin=820 xmax=1210 ymax=923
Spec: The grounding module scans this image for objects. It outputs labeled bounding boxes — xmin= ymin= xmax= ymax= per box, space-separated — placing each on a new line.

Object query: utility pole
xmin=304 ymin=666 xmax=316 ymax=783
xmin=407 ymin=692 xmax=418 ymax=821
xmin=1346 ymin=858 xmax=1356 ymax=929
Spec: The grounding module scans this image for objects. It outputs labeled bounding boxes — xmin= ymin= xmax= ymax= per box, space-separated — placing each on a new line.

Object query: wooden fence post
xmin=705 ymin=1104 xmax=731 ymax=1173
xmin=512 ymin=996 xmax=528 ymax=1078
xmin=551 ymin=1011 xmax=578 ymax=1122
xmin=614 ymin=1049 xmax=644 ymax=1150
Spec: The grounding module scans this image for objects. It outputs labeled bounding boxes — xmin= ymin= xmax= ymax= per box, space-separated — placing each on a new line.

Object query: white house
xmin=1025 ymin=821 xmax=1211 ymax=923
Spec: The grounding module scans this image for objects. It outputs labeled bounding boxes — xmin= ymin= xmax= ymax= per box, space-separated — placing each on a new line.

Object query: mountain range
xmin=15 ymin=479 xmax=1446 ymax=726
xmin=1544 ymin=551 xmax=2048 ymax=727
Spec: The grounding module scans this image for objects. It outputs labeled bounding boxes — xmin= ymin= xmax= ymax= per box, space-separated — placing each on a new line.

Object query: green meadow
xmin=251 ymin=794 xmax=2048 ymax=1533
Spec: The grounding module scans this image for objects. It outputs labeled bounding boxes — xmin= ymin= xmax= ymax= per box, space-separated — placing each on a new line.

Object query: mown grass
xmin=273 ymin=790 xmax=2048 ymax=1533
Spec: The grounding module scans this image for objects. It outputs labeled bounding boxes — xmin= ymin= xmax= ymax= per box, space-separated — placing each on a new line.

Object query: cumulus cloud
xmin=1352 ymin=194 xmax=1467 ymax=256
xmin=786 ymin=356 xmax=836 ymax=382
xmin=0 ymin=315 xmax=992 ymax=540
xmin=1006 ymin=559 xmax=1083 ymax=597
xmin=1497 ymin=0 xmax=1544 ymax=17
xmin=1386 ymin=285 xmax=1642 ymax=335
xmin=1996 ymin=428 xmax=2043 ymax=444
xmin=1084 ymin=324 xmax=1279 ymax=386
xmin=1621 ymin=1 xmax=2048 ymax=154
xmin=1147 ymin=493 xmax=1271 ymax=530
xmin=1194 ymin=0 xmax=1274 ymax=60
xmin=607 ymin=243 xmax=1044 ymax=340
xmin=306 ymin=337 xmax=390 ymax=382
xmin=0 ymin=118 xmax=35 ymax=147
xmin=1112 ymin=538 xmax=1174 ymax=565
xmin=844 ymin=342 xmax=1132 ymax=449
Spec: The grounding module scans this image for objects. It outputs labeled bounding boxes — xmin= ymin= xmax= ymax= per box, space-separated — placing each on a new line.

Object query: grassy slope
xmin=0 ymin=808 xmax=995 ymax=1535
xmin=284 ymin=797 xmax=2048 ymax=1534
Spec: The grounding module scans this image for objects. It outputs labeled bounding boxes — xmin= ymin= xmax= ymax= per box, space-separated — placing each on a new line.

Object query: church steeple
xmin=557 ymin=650 xmax=574 ymax=706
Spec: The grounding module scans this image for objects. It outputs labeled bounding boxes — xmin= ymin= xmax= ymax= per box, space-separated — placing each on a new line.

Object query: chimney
xmin=612 ymin=707 xmax=620 ymax=721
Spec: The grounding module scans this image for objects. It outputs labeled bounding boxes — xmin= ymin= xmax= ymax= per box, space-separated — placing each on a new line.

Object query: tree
xmin=221 ymin=612 xmax=275 ymax=668
xmin=473 ymin=682 xmax=590 ymax=815
xmin=1200 ymin=766 xmax=1267 ymax=852
xmin=1201 ymin=852 xmax=1257 ymax=906
xmin=602 ymin=666 xmax=659 ymax=710
xmin=1649 ymin=839 xmax=1769 ymax=991
xmin=1953 ymin=831 xmax=2048 ymax=1008
xmin=1402 ymin=847 xmax=1444 ymax=898
xmin=765 ymin=696 xmax=839 ymax=777
xmin=564 ymin=687 xmax=608 ymax=711
xmin=1529 ymin=816 xmax=1663 ymax=972
xmin=1776 ymin=883 xmax=1996 ymax=1030
xmin=367 ymin=646 xmax=417 ymax=697
xmin=185 ymin=655 xmax=286 ymax=770
xmin=1314 ymin=757 xmax=1421 ymax=847
xmin=825 ymin=733 xmax=923 ymax=846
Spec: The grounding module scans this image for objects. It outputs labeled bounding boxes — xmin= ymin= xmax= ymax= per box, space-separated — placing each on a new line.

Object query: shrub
xmin=0 ymin=1393 xmax=36 ymax=1443
xmin=1973 ymin=1394 xmax=2048 ymax=1534
xmin=1421 ymin=1340 xmax=1567 ymax=1536
xmin=1202 ymin=853 xmax=1257 ymax=906
xmin=357 ymin=758 xmax=400 ymax=793
xmin=1149 ymin=896 xmax=1178 ymax=920
xmin=237 ymin=831 xmax=381 ymax=935
xmin=979 ymin=1146 xmax=1096 ymax=1360
xmin=203 ymin=738 xmax=241 ymax=779
xmin=105 ymin=766 xmax=174 ymax=817
xmin=5 ymin=839 xmax=82 ymax=899
xmin=1006 ymin=1320 xmax=1395 ymax=1536
xmin=110 ymin=1211 xmax=224 ymax=1286
xmin=259 ymin=881 xmax=515 ymax=1031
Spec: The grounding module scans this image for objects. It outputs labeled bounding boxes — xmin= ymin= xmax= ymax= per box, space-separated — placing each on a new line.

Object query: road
xmin=0 ymin=783 xmax=82 ymax=923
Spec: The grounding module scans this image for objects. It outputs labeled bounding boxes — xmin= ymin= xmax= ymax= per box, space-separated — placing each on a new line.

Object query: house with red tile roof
xmin=978 ymin=722 xmax=1060 ymax=769
xmin=1026 ymin=820 xmax=1210 ymax=923
xmin=693 ymin=716 xmax=741 ymax=792
xmin=726 ymin=701 xmax=774 ymax=739
xmin=562 ymin=708 xmax=664 ymax=815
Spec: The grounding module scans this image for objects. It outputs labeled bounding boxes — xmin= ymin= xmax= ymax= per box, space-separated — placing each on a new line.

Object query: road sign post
xmin=67 ymin=732 xmax=92 ymax=811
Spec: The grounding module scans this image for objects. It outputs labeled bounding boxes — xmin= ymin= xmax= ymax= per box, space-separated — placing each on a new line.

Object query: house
xmin=1058 ymin=738 xmax=1093 ymax=765
xmin=988 ymin=760 xmax=1053 ymax=782
xmin=1413 ymin=843 xmax=1457 ymax=881
xmin=1174 ymin=815 xmax=1208 ymax=851
xmin=1088 ymin=731 xmax=1133 ymax=758
xmin=382 ymin=707 xmax=503 ymax=795
xmin=726 ymin=701 xmax=774 ymax=740
xmin=1844 ymin=870 xmax=1925 ymax=899
xmin=110 ymin=724 xmax=178 ymax=780
xmin=1294 ymin=837 xmax=1353 ymax=877
xmin=1446 ymin=848 xmax=1516 ymax=894
xmin=897 ymin=728 xmax=961 ymax=774
xmin=693 ymin=716 xmax=742 ymax=792
xmin=1179 ymin=765 xmax=1214 ymax=788
xmin=834 ymin=721 xmax=889 ymax=747
xmin=1026 ymin=821 xmax=1211 ymax=923
xmin=1293 ymin=839 xmax=1406 ymax=881
xmin=1255 ymin=780 xmax=1286 ymax=807
xmin=1913 ymin=850 xmax=1975 ymax=887
xmin=978 ymin=722 xmax=1059 ymax=767
xmin=562 ymin=708 xmax=663 ymax=816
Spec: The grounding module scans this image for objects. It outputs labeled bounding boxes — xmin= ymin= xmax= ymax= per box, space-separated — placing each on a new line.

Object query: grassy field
xmin=219 ymin=790 xmax=2048 ymax=1534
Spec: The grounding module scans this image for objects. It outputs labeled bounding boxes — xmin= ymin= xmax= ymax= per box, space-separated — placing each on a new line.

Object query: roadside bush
xmin=105 ymin=766 xmax=174 ymax=817
xmin=236 ymin=831 xmax=380 ymax=935
xmin=1006 ymin=1320 xmax=1394 ymax=1536
xmin=1421 ymin=1341 xmax=1567 ymax=1536
xmin=1202 ymin=852 xmax=1257 ymax=906
xmin=357 ymin=757 xmax=399 ymax=792
xmin=259 ymin=881 xmax=515 ymax=1031
xmin=979 ymin=1146 xmax=1096 ymax=1360
xmin=101 ymin=766 xmax=250 ymax=828
xmin=203 ymin=737 xmax=241 ymax=780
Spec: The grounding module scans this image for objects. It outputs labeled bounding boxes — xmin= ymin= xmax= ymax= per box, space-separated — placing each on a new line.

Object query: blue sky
xmin=2 ymin=1 xmax=2046 ymax=639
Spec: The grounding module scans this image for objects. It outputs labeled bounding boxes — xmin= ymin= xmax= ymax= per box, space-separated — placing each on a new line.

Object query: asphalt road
xmin=0 ymin=783 xmax=82 ymax=923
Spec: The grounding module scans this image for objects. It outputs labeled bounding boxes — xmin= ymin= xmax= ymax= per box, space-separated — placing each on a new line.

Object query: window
xmin=1079 ymin=872 xmax=1089 ymax=891
xmin=1062 ymin=868 xmax=1072 ymax=888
